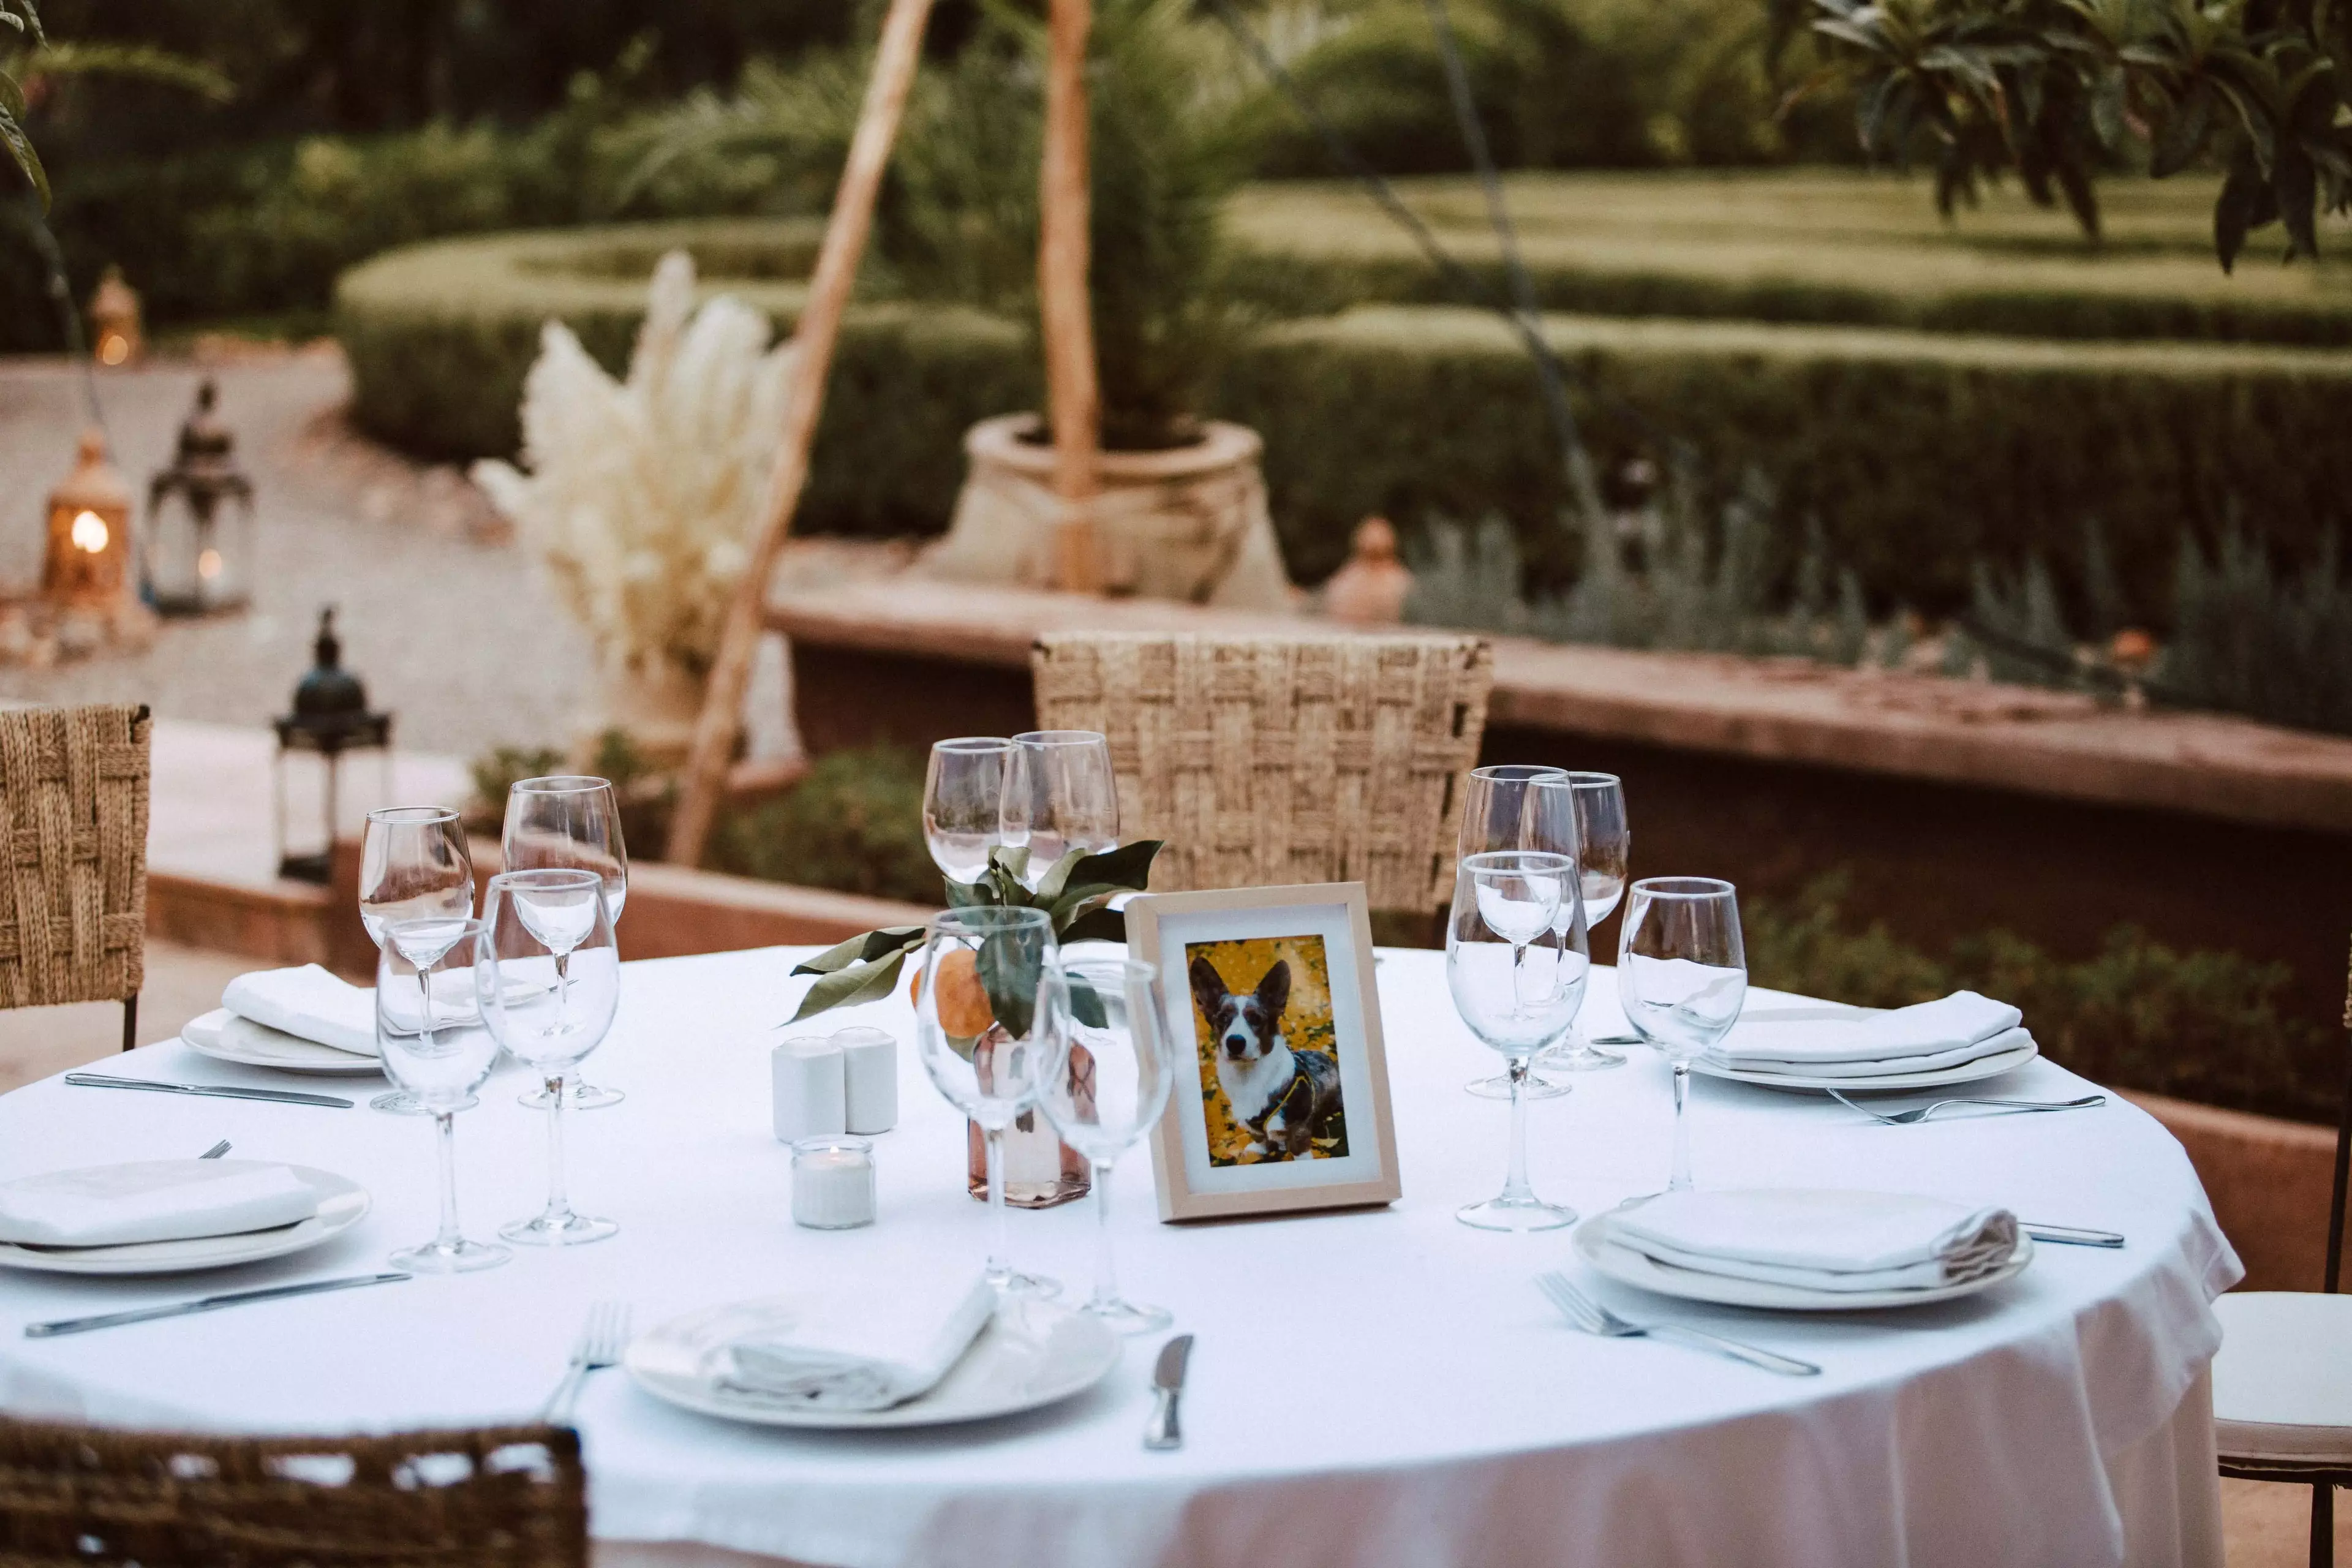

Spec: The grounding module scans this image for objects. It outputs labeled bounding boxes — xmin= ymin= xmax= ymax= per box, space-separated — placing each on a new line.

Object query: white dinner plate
xmin=181 ymin=1009 xmax=383 ymax=1077
xmin=0 ymin=1164 xmax=371 ymax=1275
xmin=1572 ymin=1208 xmax=2035 ymax=1311
xmin=627 ymin=1294 xmax=1122 ymax=1430
xmin=1686 ymin=1038 xmax=2040 ymax=1093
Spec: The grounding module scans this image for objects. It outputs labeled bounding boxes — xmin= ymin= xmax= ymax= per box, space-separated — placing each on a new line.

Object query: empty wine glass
xmin=915 ymin=906 xmax=1060 ymax=1297
xmin=1460 ymin=766 xmax=1573 ymax=1101
xmin=376 ymin=917 xmax=507 ymax=1273
xmin=359 ymin=807 xmax=475 ymax=1117
xmin=1618 ymin=876 xmax=1746 ymax=1194
xmin=925 ymin=738 xmax=1012 ymax=884
xmin=1036 ymin=957 xmax=1175 ymax=1333
xmin=1448 ymin=851 xmax=1586 ymax=1231
xmin=504 ymin=775 xmax=627 ymax=1110
xmin=1536 ymin=772 xmax=1631 ymax=1073
xmin=1000 ymin=731 xmax=1118 ymax=892
xmin=483 ymin=869 xmax=621 ymax=1246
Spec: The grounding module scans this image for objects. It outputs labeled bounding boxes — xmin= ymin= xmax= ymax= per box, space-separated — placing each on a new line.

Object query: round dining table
xmin=0 ymin=945 xmax=2240 ymax=1568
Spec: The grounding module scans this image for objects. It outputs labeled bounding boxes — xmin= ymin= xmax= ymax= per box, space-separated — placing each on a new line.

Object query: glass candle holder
xmin=792 ymin=1136 xmax=876 ymax=1230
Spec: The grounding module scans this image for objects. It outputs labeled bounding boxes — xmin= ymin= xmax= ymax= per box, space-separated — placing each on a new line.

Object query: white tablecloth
xmin=0 ymin=948 xmax=2239 ymax=1568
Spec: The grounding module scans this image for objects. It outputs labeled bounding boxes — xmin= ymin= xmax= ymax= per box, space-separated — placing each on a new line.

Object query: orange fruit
xmin=929 ymin=948 xmax=996 ymax=1037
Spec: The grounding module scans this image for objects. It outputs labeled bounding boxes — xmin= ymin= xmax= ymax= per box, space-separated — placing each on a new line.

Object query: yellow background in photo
xmin=1185 ymin=934 xmax=1348 ymax=1166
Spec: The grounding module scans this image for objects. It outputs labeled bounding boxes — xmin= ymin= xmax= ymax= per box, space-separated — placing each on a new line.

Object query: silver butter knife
xmin=25 ymin=1272 xmax=411 ymax=1338
xmin=64 ymin=1073 xmax=353 ymax=1110
xmin=2021 ymin=1221 xmax=2125 ymax=1248
xmin=1145 ymin=1333 xmax=1193 ymax=1450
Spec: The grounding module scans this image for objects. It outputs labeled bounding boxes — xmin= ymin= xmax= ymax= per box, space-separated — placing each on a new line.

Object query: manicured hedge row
xmin=341 ymin=222 xmax=2352 ymax=616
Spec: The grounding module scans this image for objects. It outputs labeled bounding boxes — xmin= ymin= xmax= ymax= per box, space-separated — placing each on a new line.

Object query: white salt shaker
xmin=772 ymin=1035 xmax=846 ymax=1144
xmin=792 ymin=1136 xmax=876 ymax=1229
xmin=831 ymin=1025 xmax=898 ymax=1134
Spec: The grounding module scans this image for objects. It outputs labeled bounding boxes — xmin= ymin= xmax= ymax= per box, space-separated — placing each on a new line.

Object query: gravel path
xmin=0 ymin=351 xmax=594 ymax=760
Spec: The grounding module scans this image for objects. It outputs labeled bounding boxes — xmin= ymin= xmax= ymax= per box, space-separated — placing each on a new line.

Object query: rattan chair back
xmin=0 ymin=1418 xmax=587 ymax=1567
xmin=0 ymin=703 xmax=149 ymax=1011
xmin=1030 ymin=632 xmax=1493 ymax=914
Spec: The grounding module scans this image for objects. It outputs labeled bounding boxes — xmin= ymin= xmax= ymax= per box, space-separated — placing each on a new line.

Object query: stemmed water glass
xmin=914 ymin=906 xmax=1061 ymax=1297
xmin=504 ymin=776 xmax=627 ymax=1110
xmin=1618 ymin=876 xmax=1747 ymax=1194
xmin=1459 ymin=766 xmax=1574 ymax=1101
xmin=1536 ymin=772 xmax=1631 ymax=1073
xmin=1036 ymin=957 xmax=1175 ymax=1333
xmin=482 ymin=869 xmax=621 ymax=1246
xmin=924 ymin=738 xmax=1011 ymax=884
xmin=1000 ymin=731 xmax=1118 ymax=891
xmin=376 ymin=917 xmax=507 ymax=1273
xmin=358 ymin=806 xmax=476 ymax=1116
xmin=1447 ymin=851 xmax=1588 ymax=1231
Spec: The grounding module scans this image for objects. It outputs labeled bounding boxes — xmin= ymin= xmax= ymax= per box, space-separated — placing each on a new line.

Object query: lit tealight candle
xmin=792 ymin=1136 xmax=876 ymax=1230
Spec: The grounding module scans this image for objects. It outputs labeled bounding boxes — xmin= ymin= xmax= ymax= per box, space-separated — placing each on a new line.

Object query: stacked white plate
xmin=1686 ymin=1000 xmax=2038 ymax=1093
xmin=180 ymin=1008 xmax=382 ymax=1077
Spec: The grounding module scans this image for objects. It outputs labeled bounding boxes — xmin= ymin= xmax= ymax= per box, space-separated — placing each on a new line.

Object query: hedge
xmin=1223 ymin=172 xmax=2352 ymax=349
xmin=340 ymin=220 xmax=2352 ymax=617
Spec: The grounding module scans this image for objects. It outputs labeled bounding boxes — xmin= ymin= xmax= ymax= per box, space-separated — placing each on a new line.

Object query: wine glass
xmin=504 ymin=775 xmax=627 ymax=1110
xmin=375 ymin=917 xmax=508 ymax=1273
xmin=1536 ymin=772 xmax=1631 ymax=1073
xmin=1000 ymin=731 xmax=1118 ymax=892
xmin=1036 ymin=957 xmax=1175 ymax=1333
xmin=1459 ymin=766 xmax=1572 ymax=1101
xmin=914 ymin=906 xmax=1060 ymax=1297
xmin=1617 ymin=876 xmax=1747 ymax=1194
xmin=924 ymin=737 xmax=1012 ymax=884
xmin=482 ymin=869 xmax=621 ymax=1246
xmin=1448 ymin=851 xmax=1586 ymax=1231
xmin=359 ymin=807 xmax=475 ymax=1117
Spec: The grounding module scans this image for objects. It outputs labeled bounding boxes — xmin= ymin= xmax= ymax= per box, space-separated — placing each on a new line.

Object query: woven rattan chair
xmin=2212 ymin=938 xmax=2352 ymax=1568
xmin=0 ymin=1418 xmax=586 ymax=1567
xmin=1030 ymin=632 xmax=1493 ymax=917
xmin=0 ymin=703 xmax=151 ymax=1052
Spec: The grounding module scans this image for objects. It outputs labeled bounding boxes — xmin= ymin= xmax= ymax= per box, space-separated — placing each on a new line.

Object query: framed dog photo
xmin=1128 ymin=883 xmax=1401 ymax=1221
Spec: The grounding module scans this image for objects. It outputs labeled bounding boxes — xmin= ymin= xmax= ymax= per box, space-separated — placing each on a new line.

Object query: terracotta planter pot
xmin=917 ymin=413 xmax=1293 ymax=609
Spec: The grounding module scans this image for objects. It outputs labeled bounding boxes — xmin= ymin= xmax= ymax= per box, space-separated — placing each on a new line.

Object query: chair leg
xmin=120 ymin=995 xmax=138 ymax=1054
xmin=2316 ymin=1482 xmax=2335 ymax=1568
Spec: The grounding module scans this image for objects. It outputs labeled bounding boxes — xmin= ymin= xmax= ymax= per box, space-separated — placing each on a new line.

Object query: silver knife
xmin=24 ymin=1272 xmax=411 ymax=1338
xmin=2021 ymin=1221 xmax=2125 ymax=1248
xmin=64 ymin=1073 xmax=353 ymax=1110
xmin=1145 ymin=1333 xmax=1192 ymax=1450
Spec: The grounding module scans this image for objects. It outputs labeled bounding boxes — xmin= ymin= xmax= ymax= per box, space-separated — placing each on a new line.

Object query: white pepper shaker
xmin=772 ymin=1035 xmax=846 ymax=1144
xmin=831 ymin=1025 xmax=899 ymax=1134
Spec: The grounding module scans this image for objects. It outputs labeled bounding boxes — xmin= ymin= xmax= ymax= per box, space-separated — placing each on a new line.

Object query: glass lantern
xmin=88 ymin=266 xmax=141 ymax=368
xmin=273 ymin=609 xmax=392 ymax=884
xmin=146 ymin=379 xmax=256 ymax=615
xmin=42 ymin=428 xmax=135 ymax=611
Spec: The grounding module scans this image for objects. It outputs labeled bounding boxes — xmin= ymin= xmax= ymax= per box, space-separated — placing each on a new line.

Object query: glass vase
xmin=967 ymin=1039 xmax=1092 ymax=1208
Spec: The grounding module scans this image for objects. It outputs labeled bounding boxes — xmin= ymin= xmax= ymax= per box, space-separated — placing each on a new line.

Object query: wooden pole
xmin=1039 ymin=0 xmax=1103 ymax=594
xmin=665 ymin=0 xmax=936 ymax=867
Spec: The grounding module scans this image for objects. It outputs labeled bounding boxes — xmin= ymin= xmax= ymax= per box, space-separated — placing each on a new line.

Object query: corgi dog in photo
xmin=1190 ymin=954 xmax=1342 ymax=1161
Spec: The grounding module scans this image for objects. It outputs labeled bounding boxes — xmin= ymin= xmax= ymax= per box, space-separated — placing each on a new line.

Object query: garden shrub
xmin=711 ymin=745 xmax=937 ymax=904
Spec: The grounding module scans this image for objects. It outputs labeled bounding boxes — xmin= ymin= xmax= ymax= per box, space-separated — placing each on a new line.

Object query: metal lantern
xmin=88 ymin=266 xmax=141 ymax=368
xmin=146 ymin=379 xmax=256 ymax=614
xmin=42 ymin=428 xmax=136 ymax=609
xmin=273 ymin=608 xmax=391 ymax=884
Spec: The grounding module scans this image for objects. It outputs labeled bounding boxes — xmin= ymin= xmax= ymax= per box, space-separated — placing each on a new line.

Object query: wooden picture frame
xmin=1128 ymin=883 xmax=1402 ymax=1221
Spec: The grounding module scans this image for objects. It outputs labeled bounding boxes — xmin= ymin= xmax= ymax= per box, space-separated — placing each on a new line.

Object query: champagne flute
xmin=1036 ymin=957 xmax=1175 ymax=1333
xmin=1447 ymin=851 xmax=1586 ymax=1231
xmin=376 ymin=917 xmax=507 ymax=1273
xmin=924 ymin=738 xmax=1012 ymax=884
xmin=1536 ymin=772 xmax=1631 ymax=1072
xmin=1000 ymin=731 xmax=1118 ymax=892
xmin=1459 ymin=766 xmax=1572 ymax=1100
xmin=1618 ymin=876 xmax=1746 ymax=1194
xmin=358 ymin=806 xmax=475 ymax=1116
xmin=504 ymin=775 xmax=627 ymax=1110
xmin=482 ymin=870 xmax=620 ymax=1246
xmin=914 ymin=906 xmax=1060 ymax=1297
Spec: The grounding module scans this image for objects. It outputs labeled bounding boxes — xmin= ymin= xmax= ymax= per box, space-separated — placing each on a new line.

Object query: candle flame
xmin=197 ymin=548 xmax=223 ymax=579
xmin=69 ymin=511 xmax=109 ymax=553
xmin=97 ymin=334 xmax=130 ymax=367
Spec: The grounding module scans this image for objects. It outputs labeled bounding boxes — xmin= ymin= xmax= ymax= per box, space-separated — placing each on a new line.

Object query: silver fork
xmin=541 ymin=1302 xmax=631 ymax=1425
xmin=1827 ymin=1089 xmax=2106 ymax=1125
xmin=1536 ymin=1272 xmax=1819 ymax=1377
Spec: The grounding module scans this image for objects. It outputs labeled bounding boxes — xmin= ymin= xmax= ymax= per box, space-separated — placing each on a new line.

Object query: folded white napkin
xmin=1612 ymin=1188 xmax=2020 ymax=1292
xmin=720 ymin=1273 xmax=997 ymax=1411
xmin=0 ymin=1160 xmax=320 ymax=1248
xmin=1706 ymin=990 xmax=2023 ymax=1074
xmin=223 ymin=965 xmax=378 ymax=1058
